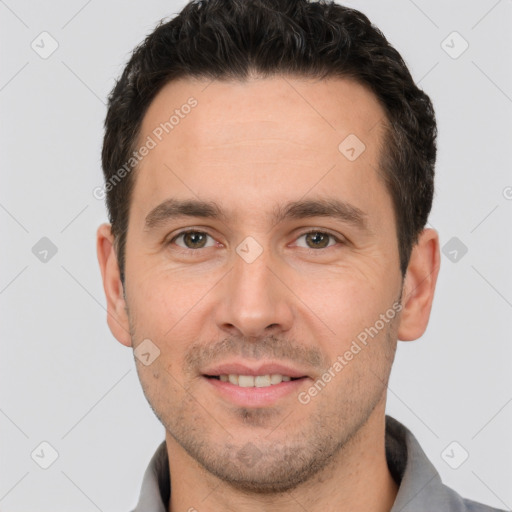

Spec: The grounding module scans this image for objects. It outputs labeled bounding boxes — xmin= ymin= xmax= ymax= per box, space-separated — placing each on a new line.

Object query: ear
xmin=397 ymin=228 xmax=440 ymax=341
xmin=96 ymin=223 xmax=132 ymax=347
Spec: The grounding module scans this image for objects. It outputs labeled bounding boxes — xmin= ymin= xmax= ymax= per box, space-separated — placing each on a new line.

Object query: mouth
xmin=201 ymin=363 xmax=311 ymax=407
xmin=204 ymin=374 xmax=304 ymax=388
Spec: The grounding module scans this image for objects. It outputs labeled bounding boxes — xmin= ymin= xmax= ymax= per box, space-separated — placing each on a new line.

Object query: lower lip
xmin=204 ymin=377 xmax=308 ymax=407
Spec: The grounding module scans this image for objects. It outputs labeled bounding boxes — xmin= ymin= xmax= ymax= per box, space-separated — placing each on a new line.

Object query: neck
xmin=166 ymin=404 xmax=398 ymax=512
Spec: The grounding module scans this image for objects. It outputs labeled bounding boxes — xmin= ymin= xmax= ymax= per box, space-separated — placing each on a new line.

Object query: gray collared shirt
xmin=131 ymin=415 xmax=506 ymax=512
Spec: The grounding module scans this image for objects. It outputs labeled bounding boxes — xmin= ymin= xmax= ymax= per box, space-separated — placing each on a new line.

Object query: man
xmin=96 ymin=1 xmax=505 ymax=511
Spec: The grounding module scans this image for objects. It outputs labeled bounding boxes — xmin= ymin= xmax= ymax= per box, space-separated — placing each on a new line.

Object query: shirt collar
xmin=131 ymin=415 xmax=478 ymax=512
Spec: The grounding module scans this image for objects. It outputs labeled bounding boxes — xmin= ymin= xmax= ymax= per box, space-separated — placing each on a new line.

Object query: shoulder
xmin=385 ymin=416 xmax=508 ymax=512
xmin=461 ymin=496 xmax=508 ymax=512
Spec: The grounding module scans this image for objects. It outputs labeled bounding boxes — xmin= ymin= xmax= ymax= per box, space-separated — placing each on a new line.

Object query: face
xmin=102 ymin=75 xmax=410 ymax=492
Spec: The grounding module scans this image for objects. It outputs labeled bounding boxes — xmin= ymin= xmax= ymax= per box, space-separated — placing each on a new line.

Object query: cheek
xmin=134 ymin=356 xmax=187 ymax=423
xmin=127 ymin=265 xmax=218 ymax=338
xmin=296 ymin=266 xmax=395 ymax=339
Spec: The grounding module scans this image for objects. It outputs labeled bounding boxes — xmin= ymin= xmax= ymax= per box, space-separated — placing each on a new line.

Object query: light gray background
xmin=1 ymin=0 xmax=511 ymax=510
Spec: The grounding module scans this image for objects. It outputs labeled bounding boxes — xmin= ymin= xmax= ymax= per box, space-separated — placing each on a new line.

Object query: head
xmin=97 ymin=0 xmax=440 ymax=494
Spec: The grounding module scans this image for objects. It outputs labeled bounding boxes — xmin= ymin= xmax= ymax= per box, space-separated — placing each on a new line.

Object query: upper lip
xmin=202 ymin=361 xmax=310 ymax=379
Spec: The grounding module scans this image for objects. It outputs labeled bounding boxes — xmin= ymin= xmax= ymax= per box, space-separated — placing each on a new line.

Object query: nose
xmin=214 ymin=244 xmax=294 ymax=340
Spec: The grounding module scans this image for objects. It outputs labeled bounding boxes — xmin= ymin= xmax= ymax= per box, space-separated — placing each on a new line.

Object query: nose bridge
xmin=216 ymin=240 xmax=293 ymax=337
xmin=233 ymin=247 xmax=273 ymax=303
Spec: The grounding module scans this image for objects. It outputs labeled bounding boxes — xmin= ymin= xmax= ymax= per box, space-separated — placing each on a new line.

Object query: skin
xmin=97 ymin=75 xmax=440 ymax=512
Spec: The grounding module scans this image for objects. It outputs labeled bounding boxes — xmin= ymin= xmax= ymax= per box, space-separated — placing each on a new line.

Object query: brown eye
xmin=305 ymin=232 xmax=330 ymax=248
xmin=296 ymin=231 xmax=340 ymax=250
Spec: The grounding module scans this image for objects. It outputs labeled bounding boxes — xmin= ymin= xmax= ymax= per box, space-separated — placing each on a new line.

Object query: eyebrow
xmin=144 ymin=198 xmax=367 ymax=231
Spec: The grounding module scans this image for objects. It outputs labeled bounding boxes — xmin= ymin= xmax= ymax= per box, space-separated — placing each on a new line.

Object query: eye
xmin=166 ymin=228 xmax=344 ymax=255
xmin=170 ymin=230 xmax=217 ymax=251
xmin=294 ymin=230 xmax=343 ymax=250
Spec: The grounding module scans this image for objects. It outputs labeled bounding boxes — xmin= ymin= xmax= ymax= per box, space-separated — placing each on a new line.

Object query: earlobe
xmin=96 ymin=223 xmax=132 ymax=347
xmin=397 ymin=228 xmax=441 ymax=342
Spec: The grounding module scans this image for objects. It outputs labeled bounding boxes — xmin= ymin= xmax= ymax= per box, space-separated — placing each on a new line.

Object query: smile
xmin=209 ymin=374 xmax=299 ymax=387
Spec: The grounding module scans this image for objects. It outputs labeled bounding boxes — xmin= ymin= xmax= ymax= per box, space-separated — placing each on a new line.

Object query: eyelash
xmin=166 ymin=229 xmax=345 ymax=256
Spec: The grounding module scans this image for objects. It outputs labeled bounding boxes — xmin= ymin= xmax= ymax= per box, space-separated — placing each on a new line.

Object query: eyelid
xmin=295 ymin=227 xmax=345 ymax=240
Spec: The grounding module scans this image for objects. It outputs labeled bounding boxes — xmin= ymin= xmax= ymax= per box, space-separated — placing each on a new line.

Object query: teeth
xmin=238 ymin=375 xmax=254 ymax=387
xmin=255 ymin=375 xmax=271 ymax=387
xmin=270 ymin=374 xmax=283 ymax=384
xmin=218 ymin=374 xmax=295 ymax=387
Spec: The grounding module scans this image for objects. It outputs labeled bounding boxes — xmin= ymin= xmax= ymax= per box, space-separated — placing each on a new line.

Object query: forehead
xmin=140 ymin=75 xmax=385 ymax=150
xmin=131 ymin=75 xmax=391 ymax=230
